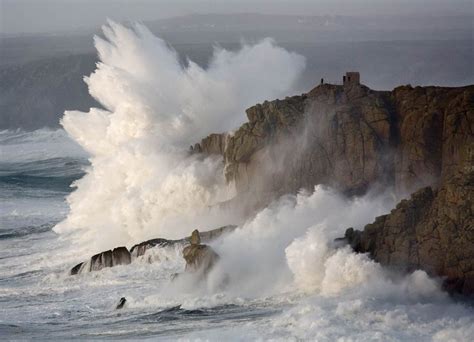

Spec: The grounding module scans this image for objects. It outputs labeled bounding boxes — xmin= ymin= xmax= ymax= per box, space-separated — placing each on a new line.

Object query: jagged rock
xmin=182 ymin=244 xmax=219 ymax=275
xmin=392 ymin=85 xmax=473 ymax=194
xmin=182 ymin=229 xmax=219 ymax=275
xmin=198 ymin=225 xmax=237 ymax=243
xmin=182 ymin=231 xmax=219 ymax=276
xmin=198 ymin=84 xmax=395 ymax=211
xmin=130 ymin=238 xmax=183 ymax=258
xmin=90 ymin=250 xmax=113 ymax=271
xmin=196 ymin=83 xmax=474 ymax=208
xmin=190 ymin=229 xmax=201 ymax=245
xmin=70 ymin=246 xmax=131 ymax=275
xmin=343 ymin=169 xmax=474 ymax=295
xmin=193 ymin=133 xmax=227 ymax=155
xmin=193 ymin=80 xmax=473 ymax=294
xmin=70 ymin=262 xmax=84 ymax=275
xmin=112 ymin=247 xmax=132 ymax=266
xmin=70 ymin=225 xmax=237 ymax=275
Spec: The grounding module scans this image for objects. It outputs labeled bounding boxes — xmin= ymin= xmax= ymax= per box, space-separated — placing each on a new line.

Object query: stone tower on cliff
xmin=343 ymin=72 xmax=360 ymax=86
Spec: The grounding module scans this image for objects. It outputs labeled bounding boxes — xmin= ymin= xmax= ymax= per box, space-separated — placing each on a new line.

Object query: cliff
xmin=194 ymin=82 xmax=473 ymax=208
xmin=194 ymin=80 xmax=474 ymax=294
xmin=344 ymin=168 xmax=473 ymax=295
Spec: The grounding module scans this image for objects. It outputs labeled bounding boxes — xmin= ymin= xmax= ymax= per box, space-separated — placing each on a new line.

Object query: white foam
xmin=54 ymin=21 xmax=305 ymax=253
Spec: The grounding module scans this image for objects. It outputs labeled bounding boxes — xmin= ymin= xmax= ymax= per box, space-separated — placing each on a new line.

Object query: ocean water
xmin=1 ymin=128 xmax=474 ymax=341
xmin=1 ymin=21 xmax=474 ymax=340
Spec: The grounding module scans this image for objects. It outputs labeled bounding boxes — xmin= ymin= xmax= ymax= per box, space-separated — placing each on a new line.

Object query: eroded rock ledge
xmin=70 ymin=225 xmax=236 ymax=275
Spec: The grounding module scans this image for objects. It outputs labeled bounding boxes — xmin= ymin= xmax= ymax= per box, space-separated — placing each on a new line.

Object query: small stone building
xmin=343 ymin=72 xmax=360 ymax=86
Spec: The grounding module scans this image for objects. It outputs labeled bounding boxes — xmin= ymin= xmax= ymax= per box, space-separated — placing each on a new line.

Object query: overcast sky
xmin=1 ymin=0 xmax=473 ymax=34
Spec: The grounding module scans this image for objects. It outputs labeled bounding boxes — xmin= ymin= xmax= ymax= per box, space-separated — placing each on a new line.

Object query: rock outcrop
xmin=130 ymin=238 xmax=184 ymax=258
xmin=70 ymin=247 xmax=131 ymax=275
xmin=343 ymin=168 xmax=474 ymax=294
xmin=194 ymin=80 xmax=473 ymax=294
xmin=182 ymin=230 xmax=219 ymax=275
xmin=70 ymin=225 xmax=236 ymax=275
xmin=194 ymin=83 xmax=473 ymax=208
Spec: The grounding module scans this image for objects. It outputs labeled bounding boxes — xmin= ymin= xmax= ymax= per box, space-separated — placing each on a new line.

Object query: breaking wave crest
xmin=54 ymin=21 xmax=305 ymax=252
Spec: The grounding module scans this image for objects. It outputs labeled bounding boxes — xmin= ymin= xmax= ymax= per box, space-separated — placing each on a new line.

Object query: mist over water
xmin=1 ymin=21 xmax=474 ymax=340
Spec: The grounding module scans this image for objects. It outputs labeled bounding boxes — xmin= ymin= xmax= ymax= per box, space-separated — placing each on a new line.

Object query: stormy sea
xmin=1 ymin=22 xmax=474 ymax=340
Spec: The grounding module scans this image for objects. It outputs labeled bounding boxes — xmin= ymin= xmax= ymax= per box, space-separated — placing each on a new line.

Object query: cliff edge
xmin=194 ymin=77 xmax=474 ymax=294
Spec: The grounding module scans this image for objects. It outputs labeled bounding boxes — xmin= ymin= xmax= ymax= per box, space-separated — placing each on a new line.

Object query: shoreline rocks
xmin=341 ymin=169 xmax=474 ymax=295
xmin=69 ymin=225 xmax=236 ymax=275
xmin=182 ymin=230 xmax=219 ymax=276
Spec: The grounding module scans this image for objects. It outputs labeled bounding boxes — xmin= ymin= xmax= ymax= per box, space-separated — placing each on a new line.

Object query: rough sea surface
xmin=1 ymin=129 xmax=474 ymax=341
xmin=2 ymin=21 xmax=474 ymax=341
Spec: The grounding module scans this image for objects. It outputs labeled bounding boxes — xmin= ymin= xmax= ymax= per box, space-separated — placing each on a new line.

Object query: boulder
xmin=70 ymin=262 xmax=84 ymax=275
xmin=112 ymin=247 xmax=132 ymax=266
xmin=182 ymin=244 xmax=219 ymax=275
xmin=182 ymin=230 xmax=219 ymax=275
xmin=70 ymin=246 xmax=131 ymax=275
xmin=190 ymin=229 xmax=201 ymax=245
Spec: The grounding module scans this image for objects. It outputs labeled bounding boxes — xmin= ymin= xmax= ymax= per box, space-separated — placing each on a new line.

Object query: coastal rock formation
xmin=70 ymin=225 xmax=236 ymax=275
xmin=392 ymin=85 xmax=474 ymax=194
xmin=182 ymin=230 xmax=219 ymax=275
xmin=70 ymin=247 xmax=131 ymax=275
xmin=195 ymin=82 xmax=473 ymax=207
xmin=130 ymin=238 xmax=184 ymax=258
xmin=194 ymin=78 xmax=474 ymax=294
xmin=343 ymin=168 xmax=474 ymax=294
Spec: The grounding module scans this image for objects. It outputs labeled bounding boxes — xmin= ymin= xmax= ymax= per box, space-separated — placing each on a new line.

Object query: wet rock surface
xmin=195 ymin=81 xmax=473 ymax=295
xmin=182 ymin=230 xmax=219 ymax=275
xmin=196 ymin=83 xmax=473 ymax=206
xmin=70 ymin=225 xmax=236 ymax=275
xmin=343 ymin=169 xmax=474 ymax=295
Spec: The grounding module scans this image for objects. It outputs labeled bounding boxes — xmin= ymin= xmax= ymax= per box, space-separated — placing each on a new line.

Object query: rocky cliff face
xmin=195 ymin=83 xmax=473 ymax=208
xmin=344 ymin=168 xmax=473 ymax=294
xmin=194 ymin=81 xmax=474 ymax=294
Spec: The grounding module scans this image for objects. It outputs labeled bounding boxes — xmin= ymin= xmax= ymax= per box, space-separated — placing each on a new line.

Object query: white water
xmin=1 ymin=22 xmax=473 ymax=340
xmin=55 ymin=20 xmax=305 ymax=254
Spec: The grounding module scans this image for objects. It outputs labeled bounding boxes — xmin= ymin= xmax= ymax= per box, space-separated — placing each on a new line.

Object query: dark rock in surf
xmin=112 ymin=246 xmax=132 ymax=266
xmin=89 ymin=247 xmax=131 ymax=271
xmin=190 ymin=229 xmax=201 ymax=245
xmin=182 ymin=230 xmax=219 ymax=275
xmin=70 ymin=246 xmax=131 ymax=275
xmin=69 ymin=225 xmax=237 ymax=275
xmin=129 ymin=238 xmax=183 ymax=258
xmin=116 ymin=297 xmax=126 ymax=310
xmin=90 ymin=250 xmax=113 ymax=271
xmin=70 ymin=262 xmax=84 ymax=275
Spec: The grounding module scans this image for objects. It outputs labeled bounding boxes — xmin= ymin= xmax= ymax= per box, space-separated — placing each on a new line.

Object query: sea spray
xmin=54 ymin=21 xmax=305 ymax=253
xmin=203 ymin=186 xmax=395 ymax=297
